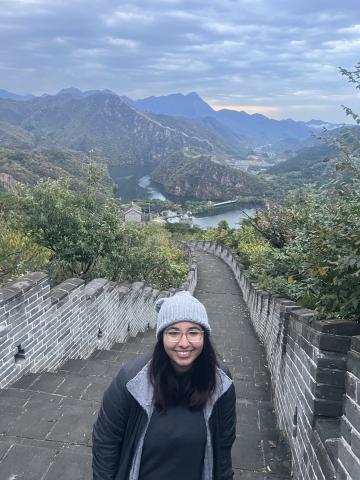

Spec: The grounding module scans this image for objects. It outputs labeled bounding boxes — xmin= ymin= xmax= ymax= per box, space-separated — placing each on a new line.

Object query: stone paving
xmin=193 ymin=251 xmax=291 ymax=479
xmin=0 ymin=250 xmax=292 ymax=479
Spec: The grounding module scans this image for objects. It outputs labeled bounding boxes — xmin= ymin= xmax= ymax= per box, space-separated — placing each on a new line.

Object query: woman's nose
xmin=178 ymin=333 xmax=190 ymax=347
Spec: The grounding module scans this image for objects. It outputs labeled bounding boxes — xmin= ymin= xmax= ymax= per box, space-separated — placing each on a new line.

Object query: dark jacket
xmin=92 ymin=353 xmax=236 ymax=480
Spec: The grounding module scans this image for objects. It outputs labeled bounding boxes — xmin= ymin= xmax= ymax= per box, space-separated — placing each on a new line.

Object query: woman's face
xmin=163 ymin=321 xmax=204 ymax=374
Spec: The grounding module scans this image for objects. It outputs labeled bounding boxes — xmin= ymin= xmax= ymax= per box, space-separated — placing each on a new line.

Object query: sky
xmin=1 ymin=0 xmax=360 ymax=122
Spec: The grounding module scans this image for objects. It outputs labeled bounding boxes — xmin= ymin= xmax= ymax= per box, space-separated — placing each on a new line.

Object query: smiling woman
xmin=92 ymin=291 xmax=236 ymax=480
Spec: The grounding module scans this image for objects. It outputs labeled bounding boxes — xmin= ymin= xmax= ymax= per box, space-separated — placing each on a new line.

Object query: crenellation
xmin=84 ymin=278 xmax=109 ymax=299
xmin=2 ymin=241 xmax=360 ymax=479
xmin=0 ymin=248 xmax=197 ymax=389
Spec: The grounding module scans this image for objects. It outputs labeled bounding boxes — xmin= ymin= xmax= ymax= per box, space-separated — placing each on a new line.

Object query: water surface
xmin=109 ymin=164 xmax=256 ymax=228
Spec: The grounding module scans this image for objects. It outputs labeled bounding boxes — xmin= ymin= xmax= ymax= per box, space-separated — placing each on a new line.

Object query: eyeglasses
xmin=164 ymin=328 xmax=204 ymax=343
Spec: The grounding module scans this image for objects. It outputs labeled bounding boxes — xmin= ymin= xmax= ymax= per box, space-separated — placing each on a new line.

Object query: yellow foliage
xmin=0 ymin=221 xmax=51 ymax=283
xmin=234 ymin=224 xmax=272 ymax=263
xmin=309 ymin=266 xmax=328 ymax=277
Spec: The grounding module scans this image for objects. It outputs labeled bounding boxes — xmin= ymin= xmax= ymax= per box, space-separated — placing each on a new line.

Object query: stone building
xmin=124 ymin=203 xmax=142 ymax=223
xmin=179 ymin=213 xmax=193 ymax=225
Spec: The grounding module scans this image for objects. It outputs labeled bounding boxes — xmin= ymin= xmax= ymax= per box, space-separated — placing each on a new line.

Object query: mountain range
xmin=0 ymin=87 xmax=347 ymax=199
xmin=0 ymin=88 xmax=343 ymax=149
xmin=0 ymin=93 xmax=215 ymax=166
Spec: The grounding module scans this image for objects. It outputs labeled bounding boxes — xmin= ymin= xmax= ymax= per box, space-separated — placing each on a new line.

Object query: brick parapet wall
xmin=187 ymin=241 xmax=360 ymax=480
xmin=338 ymin=336 xmax=360 ymax=479
xmin=0 ymin=255 xmax=197 ymax=390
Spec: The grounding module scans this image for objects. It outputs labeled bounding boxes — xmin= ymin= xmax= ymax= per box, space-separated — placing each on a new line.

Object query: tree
xmin=11 ymin=175 xmax=125 ymax=281
xmin=5 ymin=172 xmax=189 ymax=290
xmin=94 ymin=223 xmax=188 ymax=290
xmin=0 ymin=212 xmax=50 ymax=284
xmin=340 ymin=61 xmax=360 ymax=125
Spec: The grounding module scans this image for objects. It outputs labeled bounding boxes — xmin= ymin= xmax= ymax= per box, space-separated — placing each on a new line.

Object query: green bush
xmin=223 ymin=189 xmax=360 ymax=320
xmin=3 ymin=175 xmax=189 ymax=290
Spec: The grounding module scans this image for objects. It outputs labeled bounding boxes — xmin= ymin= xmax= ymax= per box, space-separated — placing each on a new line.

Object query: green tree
xmin=5 ymin=172 xmax=189 ymax=290
xmin=94 ymin=223 xmax=188 ymax=290
xmin=11 ymin=175 xmax=125 ymax=281
xmin=0 ymin=212 xmax=50 ymax=284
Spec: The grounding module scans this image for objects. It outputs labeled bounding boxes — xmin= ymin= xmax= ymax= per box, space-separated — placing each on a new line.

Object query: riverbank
xmin=109 ymin=165 xmax=259 ymax=228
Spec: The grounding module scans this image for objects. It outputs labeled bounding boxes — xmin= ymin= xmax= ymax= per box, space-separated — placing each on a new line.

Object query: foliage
xmin=133 ymin=198 xmax=181 ymax=215
xmin=232 ymin=223 xmax=273 ymax=269
xmin=0 ymin=147 xmax=114 ymax=191
xmin=152 ymin=151 xmax=265 ymax=201
xmin=3 ymin=172 xmax=188 ymax=290
xmin=164 ymin=222 xmax=203 ymax=240
xmin=0 ymin=212 xmax=50 ymax=283
xmin=206 ymin=187 xmax=360 ymax=320
xmin=201 ymin=220 xmax=237 ymax=248
xmin=95 ymin=223 xmax=188 ymax=290
xmin=340 ymin=61 xmax=360 ymax=124
xmin=10 ymin=176 xmax=120 ymax=281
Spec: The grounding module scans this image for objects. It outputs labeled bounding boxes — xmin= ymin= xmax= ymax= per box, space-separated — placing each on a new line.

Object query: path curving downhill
xmin=193 ymin=251 xmax=292 ymax=480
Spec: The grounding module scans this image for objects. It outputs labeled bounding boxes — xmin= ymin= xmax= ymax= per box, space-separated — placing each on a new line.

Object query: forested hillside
xmin=0 ymin=147 xmax=113 ymax=191
xmin=152 ymin=151 xmax=265 ymax=201
xmin=0 ymin=93 xmax=214 ymax=166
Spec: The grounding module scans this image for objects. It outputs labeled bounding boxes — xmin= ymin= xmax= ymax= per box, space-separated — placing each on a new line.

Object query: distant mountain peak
xmin=0 ymin=89 xmax=34 ymax=101
xmin=186 ymin=91 xmax=201 ymax=98
xmin=57 ymin=87 xmax=116 ymax=97
xmin=133 ymin=91 xmax=214 ymax=118
xmin=57 ymin=87 xmax=83 ymax=96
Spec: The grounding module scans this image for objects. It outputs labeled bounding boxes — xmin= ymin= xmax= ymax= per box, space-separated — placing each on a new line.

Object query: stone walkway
xmin=194 ymin=251 xmax=291 ymax=479
xmin=0 ymin=251 xmax=291 ymax=479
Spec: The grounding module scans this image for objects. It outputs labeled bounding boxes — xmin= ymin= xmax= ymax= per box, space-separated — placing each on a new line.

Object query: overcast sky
xmin=1 ymin=0 xmax=360 ymax=122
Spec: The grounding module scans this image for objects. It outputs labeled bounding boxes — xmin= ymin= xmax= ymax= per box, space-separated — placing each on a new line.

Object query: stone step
xmin=10 ymin=349 xmax=152 ymax=404
xmin=0 ymin=437 xmax=92 ymax=480
xmin=0 ymin=334 xmax=154 ymax=479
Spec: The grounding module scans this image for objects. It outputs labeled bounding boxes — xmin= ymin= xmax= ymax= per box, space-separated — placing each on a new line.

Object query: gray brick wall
xmin=187 ymin=241 xmax=360 ymax=480
xmin=338 ymin=336 xmax=360 ymax=479
xmin=0 ymin=255 xmax=197 ymax=390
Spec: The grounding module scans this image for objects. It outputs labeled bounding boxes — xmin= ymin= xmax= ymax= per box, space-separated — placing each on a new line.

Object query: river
xmin=109 ymin=165 xmax=256 ymax=229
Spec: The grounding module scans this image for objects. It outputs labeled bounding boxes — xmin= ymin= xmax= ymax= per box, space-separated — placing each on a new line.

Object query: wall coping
xmin=0 ymin=272 xmax=48 ymax=307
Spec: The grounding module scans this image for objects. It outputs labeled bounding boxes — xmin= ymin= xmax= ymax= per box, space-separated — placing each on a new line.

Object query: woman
xmin=92 ymin=291 xmax=236 ymax=480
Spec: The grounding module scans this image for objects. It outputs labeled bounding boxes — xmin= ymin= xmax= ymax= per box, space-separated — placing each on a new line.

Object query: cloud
xmin=323 ymin=39 xmax=360 ymax=53
xmin=105 ymin=36 xmax=139 ymax=49
xmin=338 ymin=24 xmax=360 ymax=35
xmin=0 ymin=0 xmax=359 ymax=121
xmin=102 ymin=8 xmax=154 ymax=26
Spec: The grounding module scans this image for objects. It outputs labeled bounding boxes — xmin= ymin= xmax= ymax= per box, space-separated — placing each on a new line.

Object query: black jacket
xmin=92 ymin=353 xmax=236 ymax=480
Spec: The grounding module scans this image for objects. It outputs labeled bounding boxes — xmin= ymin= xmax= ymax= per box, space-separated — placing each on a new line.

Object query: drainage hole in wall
xmin=15 ymin=345 xmax=26 ymax=364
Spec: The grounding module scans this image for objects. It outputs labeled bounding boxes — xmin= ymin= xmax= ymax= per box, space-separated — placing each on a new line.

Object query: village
xmin=123 ymin=202 xmax=193 ymax=226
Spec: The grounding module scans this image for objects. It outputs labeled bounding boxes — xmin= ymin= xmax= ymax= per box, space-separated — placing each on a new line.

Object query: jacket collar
xmin=126 ymin=361 xmax=154 ymax=416
xmin=126 ymin=360 xmax=232 ymax=418
xmin=126 ymin=360 xmax=233 ymax=480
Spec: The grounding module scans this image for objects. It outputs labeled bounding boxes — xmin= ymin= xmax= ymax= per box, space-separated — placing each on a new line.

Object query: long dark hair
xmin=150 ymin=331 xmax=218 ymax=411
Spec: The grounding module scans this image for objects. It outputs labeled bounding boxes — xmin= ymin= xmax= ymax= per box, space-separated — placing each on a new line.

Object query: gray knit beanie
xmin=155 ymin=291 xmax=211 ymax=338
